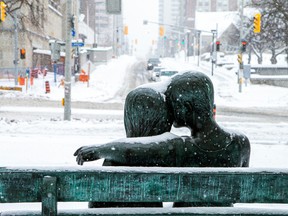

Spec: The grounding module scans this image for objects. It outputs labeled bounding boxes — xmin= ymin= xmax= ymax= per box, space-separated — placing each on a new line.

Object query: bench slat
xmin=0 ymin=167 xmax=288 ymax=204
xmin=2 ymin=207 xmax=288 ymax=216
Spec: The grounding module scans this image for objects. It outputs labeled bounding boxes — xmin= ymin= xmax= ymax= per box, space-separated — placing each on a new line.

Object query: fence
xmin=0 ymin=67 xmax=27 ymax=80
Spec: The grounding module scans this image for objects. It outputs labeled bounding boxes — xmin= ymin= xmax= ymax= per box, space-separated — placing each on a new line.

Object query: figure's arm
xmin=74 ymin=132 xmax=185 ymax=166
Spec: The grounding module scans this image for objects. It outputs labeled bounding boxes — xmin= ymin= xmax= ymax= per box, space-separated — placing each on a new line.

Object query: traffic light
xmin=216 ymin=41 xmax=220 ymax=51
xmin=241 ymin=40 xmax=247 ymax=52
xmin=0 ymin=1 xmax=7 ymax=22
xmin=20 ymin=49 xmax=26 ymax=59
xmin=159 ymin=26 xmax=165 ymax=37
xmin=253 ymin=13 xmax=261 ymax=33
xmin=181 ymin=39 xmax=185 ymax=45
xmin=124 ymin=25 xmax=128 ymax=35
xmin=237 ymin=53 xmax=242 ymax=64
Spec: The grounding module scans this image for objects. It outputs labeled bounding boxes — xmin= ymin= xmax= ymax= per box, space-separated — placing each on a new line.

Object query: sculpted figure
xmin=87 ymin=86 xmax=173 ymax=207
xmin=74 ymin=71 xmax=250 ymax=207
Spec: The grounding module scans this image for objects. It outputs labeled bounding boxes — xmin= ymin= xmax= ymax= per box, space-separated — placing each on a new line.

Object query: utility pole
xmin=64 ymin=0 xmax=72 ymax=121
xmin=238 ymin=0 xmax=244 ymax=93
xmin=211 ymin=30 xmax=217 ymax=76
xmin=13 ymin=11 xmax=18 ymax=85
xmin=197 ymin=30 xmax=201 ymax=66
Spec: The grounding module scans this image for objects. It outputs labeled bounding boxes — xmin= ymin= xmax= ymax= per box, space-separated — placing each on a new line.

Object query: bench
xmin=1 ymin=166 xmax=288 ymax=215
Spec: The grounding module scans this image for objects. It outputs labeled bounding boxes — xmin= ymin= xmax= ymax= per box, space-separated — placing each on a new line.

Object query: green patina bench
xmin=0 ymin=166 xmax=288 ymax=216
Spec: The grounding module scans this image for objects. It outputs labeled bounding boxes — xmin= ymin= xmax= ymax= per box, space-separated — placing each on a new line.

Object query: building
xmin=79 ymin=0 xmax=125 ymax=56
xmin=0 ymin=0 xmax=79 ymax=78
xmin=158 ymin=0 xmax=252 ymax=57
xmin=158 ymin=0 xmax=186 ymax=57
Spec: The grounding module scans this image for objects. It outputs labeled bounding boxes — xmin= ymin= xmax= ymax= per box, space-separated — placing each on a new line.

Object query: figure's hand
xmin=73 ymin=146 xmax=100 ymax=165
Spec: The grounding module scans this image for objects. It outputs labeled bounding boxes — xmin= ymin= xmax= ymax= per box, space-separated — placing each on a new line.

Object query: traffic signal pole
xmin=64 ymin=0 xmax=72 ymax=121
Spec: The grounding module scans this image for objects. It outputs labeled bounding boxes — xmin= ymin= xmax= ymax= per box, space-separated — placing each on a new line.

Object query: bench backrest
xmin=1 ymin=166 xmax=288 ymax=215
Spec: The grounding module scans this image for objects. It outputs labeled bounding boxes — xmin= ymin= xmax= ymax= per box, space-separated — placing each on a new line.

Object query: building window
xmin=217 ymin=0 xmax=228 ymax=11
xmin=197 ymin=0 xmax=210 ymax=12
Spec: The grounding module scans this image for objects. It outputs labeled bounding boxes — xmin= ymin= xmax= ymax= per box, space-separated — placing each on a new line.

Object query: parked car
xmin=159 ymin=69 xmax=179 ymax=81
xmin=147 ymin=58 xmax=161 ymax=70
xmin=151 ymin=66 xmax=165 ymax=81
xmin=200 ymin=52 xmax=211 ymax=61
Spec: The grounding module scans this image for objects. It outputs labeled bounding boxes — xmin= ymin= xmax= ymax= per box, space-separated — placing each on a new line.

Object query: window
xmin=217 ymin=0 xmax=228 ymax=11
xmin=197 ymin=0 xmax=210 ymax=12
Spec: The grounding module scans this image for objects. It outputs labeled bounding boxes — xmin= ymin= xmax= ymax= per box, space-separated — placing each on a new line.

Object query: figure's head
xmin=165 ymin=71 xmax=214 ymax=130
xmin=124 ymin=87 xmax=173 ymax=137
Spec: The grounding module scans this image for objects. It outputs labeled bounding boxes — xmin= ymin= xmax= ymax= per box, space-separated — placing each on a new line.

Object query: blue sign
xmin=72 ymin=42 xmax=84 ymax=47
xmin=72 ymin=29 xmax=76 ymax=37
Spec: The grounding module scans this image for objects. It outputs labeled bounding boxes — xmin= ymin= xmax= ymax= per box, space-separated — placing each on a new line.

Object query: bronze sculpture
xmin=74 ymin=71 xmax=250 ymax=207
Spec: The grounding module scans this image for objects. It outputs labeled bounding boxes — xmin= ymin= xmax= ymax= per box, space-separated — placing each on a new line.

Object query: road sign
xmin=72 ymin=42 xmax=84 ymax=47
xmin=72 ymin=29 xmax=76 ymax=37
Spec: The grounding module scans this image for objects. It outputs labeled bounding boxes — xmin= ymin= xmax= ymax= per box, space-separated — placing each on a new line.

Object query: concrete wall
xmin=252 ymin=66 xmax=288 ymax=76
xmin=250 ymin=77 xmax=288 ymax=88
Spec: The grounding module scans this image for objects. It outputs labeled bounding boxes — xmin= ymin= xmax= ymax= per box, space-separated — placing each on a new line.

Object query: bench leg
xmin=42 ymin=176 xmax=57 ymax=216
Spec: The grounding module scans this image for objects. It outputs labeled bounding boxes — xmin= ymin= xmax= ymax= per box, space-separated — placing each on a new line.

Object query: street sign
xmin=72 ymin=42 xmax=84 ymax=47
xmin=71 ymin=29 xmax=76 ymax=37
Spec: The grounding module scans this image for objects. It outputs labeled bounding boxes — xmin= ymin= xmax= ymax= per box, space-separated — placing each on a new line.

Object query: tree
xmin=250 ymin=0 xmax=288 ymax=64
xmin=5 ymin=0 xmax=47 ymax=31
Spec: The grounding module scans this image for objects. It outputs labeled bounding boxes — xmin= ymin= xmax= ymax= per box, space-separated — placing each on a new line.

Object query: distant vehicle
xmin=147 ymin=58 xmax=161 ymax=70
xmin=216 ymin=58 xmax=232 ymax=67
xmin=151 ymin=66 xmax=165 ymax=81
xmin=159 ymin=69 xmax=178 ymax=81
xmin=200 ymin=52 xmax=211 ymax=61
xmin=223 ymin=62 xmax=236 ymax=70
xmin=215 ymin=53 xmax=234 ymax=68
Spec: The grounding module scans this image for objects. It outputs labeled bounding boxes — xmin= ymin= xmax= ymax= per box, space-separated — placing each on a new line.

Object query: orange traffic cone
xmin=45 ymin=81 xmax=50 ymax=93
xmin=213 ymin=104 xmax=216 ymax=119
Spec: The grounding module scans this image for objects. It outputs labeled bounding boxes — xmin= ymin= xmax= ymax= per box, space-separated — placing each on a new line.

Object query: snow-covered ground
xmin=1 ymin=54 xmax=288 ymax=211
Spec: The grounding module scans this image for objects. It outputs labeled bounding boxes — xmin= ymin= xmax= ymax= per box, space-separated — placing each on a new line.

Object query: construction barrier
xmin=79 ymin=74 xmax=89 ymax=82
xmin=18 ymin=77 xmax=25 ymax=86
xmin=31 ymin=69 xmax=39 ymax=78
xmin=79 ymin=69 xmax=89 ymax=82
xmin=213 ymin=104 xmax=216 ymax=119
xmin=45 ymin=81 xmax=50 ymax=93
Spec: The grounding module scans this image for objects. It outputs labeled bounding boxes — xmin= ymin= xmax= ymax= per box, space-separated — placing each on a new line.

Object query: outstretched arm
xmin=74 ymin=132 xmax=185 ymax=166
